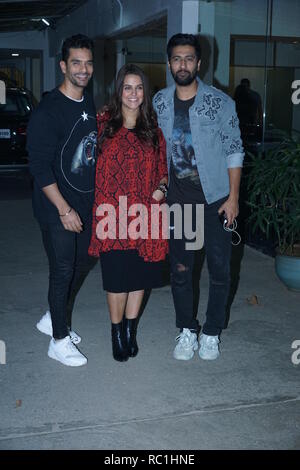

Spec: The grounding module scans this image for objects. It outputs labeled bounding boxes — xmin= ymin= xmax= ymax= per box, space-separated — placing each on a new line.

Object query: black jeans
xmin=168 ymin=198 xmax=232 ymax=336
xmin=40 ymin=218 xmax=93 ymax=339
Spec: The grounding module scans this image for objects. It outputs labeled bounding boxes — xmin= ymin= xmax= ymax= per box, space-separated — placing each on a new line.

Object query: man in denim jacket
xmin=153 ymin=34 xmax=244 ymax=361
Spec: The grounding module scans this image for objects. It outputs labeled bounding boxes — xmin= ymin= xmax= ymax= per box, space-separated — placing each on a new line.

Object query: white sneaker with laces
xmin=36 ymin=310 xmax=81 ymax=344
xmin=173 ymin=328 xmax=198 ymax=360
xmin=48 ymin=336 xmax=87 ymax=366
xmin=199 ymin=334 xmax=220 ymax=360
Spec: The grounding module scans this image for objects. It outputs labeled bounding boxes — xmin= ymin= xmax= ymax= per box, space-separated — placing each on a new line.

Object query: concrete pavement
xmin=0 ymin=182 xmax=299 ymax=450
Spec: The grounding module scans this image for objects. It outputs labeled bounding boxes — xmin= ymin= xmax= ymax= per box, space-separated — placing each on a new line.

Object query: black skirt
xmin=100 ymin=249 xmax=166 ymax=293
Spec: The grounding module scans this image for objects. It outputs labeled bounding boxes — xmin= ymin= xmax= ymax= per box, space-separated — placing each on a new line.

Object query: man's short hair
xmin=167 ymin=33 xmax=202 ymax=61
xmin=61 ymin=34 xmax=94 ymax=63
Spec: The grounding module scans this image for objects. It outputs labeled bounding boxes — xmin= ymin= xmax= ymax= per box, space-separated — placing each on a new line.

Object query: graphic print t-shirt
xmin=27 ymin=88 xmax=97 ymax=223
xmin=168 ymin=93 xmax=206 ymax=204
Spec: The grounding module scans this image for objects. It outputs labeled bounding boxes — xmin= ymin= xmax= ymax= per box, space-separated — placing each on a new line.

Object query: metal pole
xmin=262 ymin=0 xmax=272 ymax=149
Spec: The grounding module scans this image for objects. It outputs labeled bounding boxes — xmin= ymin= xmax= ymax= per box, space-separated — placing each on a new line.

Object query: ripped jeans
xmin=168 ymin=198 xmax=232 ymax=336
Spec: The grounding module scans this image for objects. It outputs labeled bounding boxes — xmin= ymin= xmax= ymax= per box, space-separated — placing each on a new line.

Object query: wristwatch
xmin=157 ymin=183 xmax=168 ymax=196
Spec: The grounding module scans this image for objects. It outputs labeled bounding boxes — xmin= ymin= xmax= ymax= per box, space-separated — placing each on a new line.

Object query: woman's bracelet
xmin=157 ymin=183 xmax=168 ymax=196
xmin=59 ymin=207 xmax=73 ymax=217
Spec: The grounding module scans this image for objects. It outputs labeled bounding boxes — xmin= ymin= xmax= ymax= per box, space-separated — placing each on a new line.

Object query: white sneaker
xmin=48 ymin=336 xmax=87 ymax=367
xmin=173 ymin=328 xmax=198 ymax=360
xmin=36 ymin=310 xmax=81 ymax=344
xmin=199 ymin=334 xmax=220 ymax=360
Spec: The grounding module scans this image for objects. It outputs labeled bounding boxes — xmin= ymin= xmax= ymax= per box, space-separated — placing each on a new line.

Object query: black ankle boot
xmin=111 ymin=322 xmax=129 ymax=362
xmin=124 ymin=318 xmax=139 ymax=358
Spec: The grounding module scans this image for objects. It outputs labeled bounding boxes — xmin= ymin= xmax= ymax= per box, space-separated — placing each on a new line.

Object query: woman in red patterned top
xmin=89 ymin=64 xmax=168 ymax=362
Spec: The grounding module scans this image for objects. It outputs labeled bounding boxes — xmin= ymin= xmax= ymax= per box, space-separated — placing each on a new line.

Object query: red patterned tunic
xmin=88 ymin=113 xmax=168 ymax=262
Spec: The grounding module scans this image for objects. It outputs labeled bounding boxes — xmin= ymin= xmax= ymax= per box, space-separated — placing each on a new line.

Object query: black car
xmin=0 ymin=87 xmax=35 ymax=173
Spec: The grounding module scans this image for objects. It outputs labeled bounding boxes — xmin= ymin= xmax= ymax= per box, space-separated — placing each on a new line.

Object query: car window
xmin=0 ymin=93 xmax=33 ymax=116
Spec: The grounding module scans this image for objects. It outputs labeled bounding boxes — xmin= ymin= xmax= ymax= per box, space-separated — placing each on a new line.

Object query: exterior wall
xmin=0 ymin=30 xmax=47 ymax=50
xmin=48 ymin=0 xmax=180 ymax=55
xmin=199 ymin=1 xmax=216 ymax=85
xmin=1 ymin=1 xmax=298 ymax=95
xmin=47 ymin=0 xmax=185 ymax=87
xmin=213 ymin=0 xmax=300 ymax=88
xmin=0 ymin=29 xmax=55 ymax=95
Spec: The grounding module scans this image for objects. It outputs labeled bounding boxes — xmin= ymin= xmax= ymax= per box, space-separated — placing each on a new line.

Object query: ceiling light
xmin=12 ymin=53 xmax=19 ymax=57
xmin=41 ymin=18 xmax=50 ymax=26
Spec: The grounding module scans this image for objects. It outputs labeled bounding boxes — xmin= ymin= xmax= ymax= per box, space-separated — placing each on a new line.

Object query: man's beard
xmin=171 ymin=67 xmax=198 ymax=86
xmin=69 ymin=73 xmax=91 ymax=88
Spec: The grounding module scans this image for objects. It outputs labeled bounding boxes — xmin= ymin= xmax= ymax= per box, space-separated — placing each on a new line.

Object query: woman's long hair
xmin=99 ymin=64 xmax=159 ymax=149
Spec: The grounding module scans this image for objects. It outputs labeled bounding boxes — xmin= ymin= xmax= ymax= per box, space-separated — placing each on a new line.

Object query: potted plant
xmin=246 ymin=137 xmax=300 ymax=291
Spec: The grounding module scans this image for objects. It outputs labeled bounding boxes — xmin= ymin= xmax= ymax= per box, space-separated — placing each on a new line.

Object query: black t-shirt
xmin=27 ymin=88 xmax=97 ymax=223
xmin=167 ymin=92 xmax=206 ymax=205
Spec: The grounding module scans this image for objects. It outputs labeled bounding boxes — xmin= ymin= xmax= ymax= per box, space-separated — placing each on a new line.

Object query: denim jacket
xmin=153 ymin=78 xmax=244 ymax=204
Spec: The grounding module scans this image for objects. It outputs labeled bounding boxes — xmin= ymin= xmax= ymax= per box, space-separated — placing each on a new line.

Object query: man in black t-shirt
xmin=27 ymin=34 xmax=97 ymax=367
xmin=169 ymin=93 xmax=206 ymax=205
xmin=234 ymin=78 xmax=263 ymax=141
